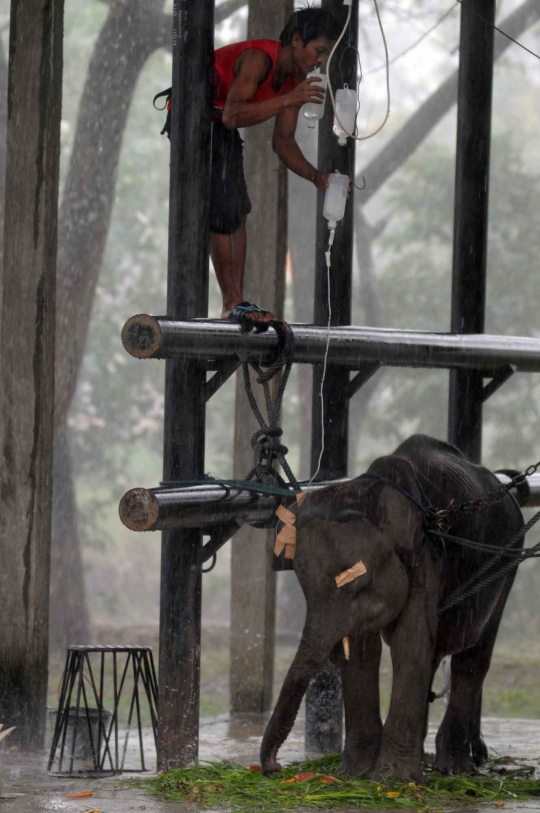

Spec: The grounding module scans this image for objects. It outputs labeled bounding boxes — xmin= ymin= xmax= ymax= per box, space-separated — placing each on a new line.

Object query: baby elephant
xmin=261 ymin=434 xmax=523 ymax=782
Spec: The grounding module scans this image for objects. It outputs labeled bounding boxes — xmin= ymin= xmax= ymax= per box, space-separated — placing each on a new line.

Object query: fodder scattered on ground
xmin=145 ymin=754 xmax=540 ymax=811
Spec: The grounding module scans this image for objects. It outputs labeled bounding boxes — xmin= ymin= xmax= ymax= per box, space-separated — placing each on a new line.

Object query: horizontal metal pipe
xmin=119 ymin=479 xmax=348 ymax=532
xmin=121 ymin=315 xmax=540 ymax=373
xmin=119 ymin=473 xmax=540 ymax=532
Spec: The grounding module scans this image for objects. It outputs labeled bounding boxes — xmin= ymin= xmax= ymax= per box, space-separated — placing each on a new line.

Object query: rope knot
xmin=239 ymin=320 xmax=300 ymax=494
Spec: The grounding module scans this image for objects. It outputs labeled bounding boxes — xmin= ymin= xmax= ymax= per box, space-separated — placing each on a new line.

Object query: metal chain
xmin=368 ymin=461 xmax=540 ymax=611
xmin=434 ymin=459 xmax=540 ymax=523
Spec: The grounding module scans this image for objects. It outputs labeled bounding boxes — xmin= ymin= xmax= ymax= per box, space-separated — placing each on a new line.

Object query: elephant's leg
xmin=260 ymin=625 xmax=332 ymax=775
xmin=338 ymin=631 xmax=383 ymax=776
xmin=470 ymin=691 xmax=488 ymax=766
xmin=433 ymin=604 xmax=503 ymax=775
xmin=372 ymin=583 xmax=437 ymax=783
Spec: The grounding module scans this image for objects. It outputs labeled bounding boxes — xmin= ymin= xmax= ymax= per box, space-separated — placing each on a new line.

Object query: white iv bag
xmin=333 ymin=86 xmax=357 ymax=145
xmin=302 ymin=70 xmax=328 ymax=129
xmin=323 ymin=172 xmax=349 ymax=229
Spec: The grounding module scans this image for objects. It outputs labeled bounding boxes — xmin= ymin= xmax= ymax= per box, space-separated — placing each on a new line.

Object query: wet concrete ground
xmin=1 ymin=715 xmax=539 ymax=812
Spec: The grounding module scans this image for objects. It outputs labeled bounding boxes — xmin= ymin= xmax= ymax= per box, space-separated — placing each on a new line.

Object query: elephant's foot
xmin=338 ymin=745 xmax=379 ymax=777
xmin=370 ymin=750 xmax=425 ymax=784
xmin=432 ymin=748 xmax=476 ymax=776
xmin=471 ymin=733 xmax=489 ymax=766
xmin=261 ymin=746 xmax=282 ymax=776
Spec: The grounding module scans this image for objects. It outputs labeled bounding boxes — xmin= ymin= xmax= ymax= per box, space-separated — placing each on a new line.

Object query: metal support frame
xmin=203 ymin=360 xmax=242 ymax=402
xmin=482 ymin=365 xmax=515 ymax=403
xmin=346 ymin=364 xmax=381 ymax=399
xmin=156 ymin=0 xmax=213 ymax=771
xmin=306 ymin=0 xmax=359 ymax=754
xmin=120 ymin=0 xmax=528 ymax=773
xmin=448 ymin=0 xmax=496 ymax=463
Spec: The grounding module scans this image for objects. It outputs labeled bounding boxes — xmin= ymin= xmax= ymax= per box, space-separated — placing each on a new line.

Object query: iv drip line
xmin=326 ymin=0 xmax=391 ymax=143
xmin=309 ymin=229 xmax=334 ymax=486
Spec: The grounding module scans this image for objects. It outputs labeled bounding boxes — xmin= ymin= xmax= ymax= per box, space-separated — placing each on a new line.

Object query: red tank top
xmin=213 ymin=39 xmax=296 ymax=120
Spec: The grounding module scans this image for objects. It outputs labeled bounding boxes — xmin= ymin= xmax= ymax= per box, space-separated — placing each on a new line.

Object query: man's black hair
xmin=279 ymin=7 xmax=341 ymax=47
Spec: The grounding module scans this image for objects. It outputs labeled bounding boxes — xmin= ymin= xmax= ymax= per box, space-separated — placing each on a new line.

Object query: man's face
xmin=291 ymin=33 xmax=335 ymax=75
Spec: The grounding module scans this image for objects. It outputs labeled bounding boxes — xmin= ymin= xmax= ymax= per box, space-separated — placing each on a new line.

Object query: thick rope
xmin=364 ymin=470 xmax=540 ymax=611
xmin=439 ymin=508 xmax=540 ymax=612
xmin=237 ymin=317 xmax=300 ymax=494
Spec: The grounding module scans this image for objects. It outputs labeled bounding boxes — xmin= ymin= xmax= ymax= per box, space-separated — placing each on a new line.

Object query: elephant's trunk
xmin=260 ymin=626 xmax=332 ymax=774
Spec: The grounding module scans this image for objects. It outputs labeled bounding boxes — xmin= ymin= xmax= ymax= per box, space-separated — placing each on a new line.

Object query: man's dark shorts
xmin=210 ymin=122 xmax=252 ymax=235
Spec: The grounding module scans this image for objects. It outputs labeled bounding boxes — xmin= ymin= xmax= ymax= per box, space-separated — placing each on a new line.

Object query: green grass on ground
xmin=144 ymin=755 xmax=540 ymax=811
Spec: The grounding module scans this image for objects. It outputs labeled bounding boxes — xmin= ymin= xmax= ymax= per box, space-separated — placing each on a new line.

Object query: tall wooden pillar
xmin=230 ymin=0 xmax=293 ymax=717
xmin=157 ymin=0 xmax=213 ymax=770
xmin=307 ymin=0 xmax=358 ymax=753
xmin=0 ymin=0 xmax=64 ymax=749
xmin=448 ymin=0 xmax=495 ymax=463
xmin=0 ymin=38 xmax=7 ymax=260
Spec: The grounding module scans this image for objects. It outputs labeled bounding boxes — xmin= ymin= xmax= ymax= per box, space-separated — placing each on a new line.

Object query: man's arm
xmin=272 ymin=106 xmax=329 ymax=191
xmin=222 ymin=50 xmax=325 ymax=130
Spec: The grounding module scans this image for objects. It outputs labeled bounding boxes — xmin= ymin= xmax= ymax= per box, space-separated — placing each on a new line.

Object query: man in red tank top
xmin=208 ymin=8 xmax=340 ymax=319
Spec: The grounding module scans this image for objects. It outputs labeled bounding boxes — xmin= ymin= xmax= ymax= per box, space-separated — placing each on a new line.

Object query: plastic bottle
xmin=302 ymin=70 xmax=328 ymax=128
xmin=323 ymin=172 xmax=349 ymax=229
xmin=333 ymin=86 xmax=357 ymax=146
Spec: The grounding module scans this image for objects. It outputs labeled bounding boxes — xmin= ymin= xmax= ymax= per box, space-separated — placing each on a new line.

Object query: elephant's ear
xmin=296 ymin=480 xmax=364 ymax=530
xmin=365 ymin=454 xmax=427 ymax=555
xmin=376 ymin=482 xmax=425 ymax=561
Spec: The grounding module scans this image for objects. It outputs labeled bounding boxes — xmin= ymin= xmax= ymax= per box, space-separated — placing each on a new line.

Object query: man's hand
xmin=285 ymin=76 xmax=325 ymax=109
xmin=312 ymin=170 xmax=330 ymax=191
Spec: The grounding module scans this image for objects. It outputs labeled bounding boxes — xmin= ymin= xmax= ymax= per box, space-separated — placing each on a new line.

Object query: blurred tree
xmin=350 ymin=134 xmax=540 ymax=466
xmin=48 ymin=0 xmax=244 ymax=648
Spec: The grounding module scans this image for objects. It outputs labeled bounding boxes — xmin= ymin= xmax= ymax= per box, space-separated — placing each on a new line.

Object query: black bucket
xmin=49 ymin=707 xmax=112 ymax=765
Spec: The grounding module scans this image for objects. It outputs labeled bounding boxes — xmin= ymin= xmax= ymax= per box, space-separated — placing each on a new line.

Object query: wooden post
xmin=448 ymin=0 xmax=495 ymax=463
xmin=157 ymin=0 xmax=213 ymax=769
xmin=307 ymin=0 xmax=358 ymax=753
xmin=230 ymin=0 xmax=292 ymax=716
xmin=0 ymin=37 xmax=7 ymax=262
xmin=0 ymin=0 xmax=63 ymax=749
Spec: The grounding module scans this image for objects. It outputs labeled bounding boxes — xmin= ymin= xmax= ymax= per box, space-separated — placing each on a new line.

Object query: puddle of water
xmin=2 ymin=716 xmax=539 ymax=812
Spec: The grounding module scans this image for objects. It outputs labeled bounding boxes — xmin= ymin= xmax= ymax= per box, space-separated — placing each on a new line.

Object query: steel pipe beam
xmin=122 ymin=315 xmax=540 ymax=374
xmin=119 ymin=473 xmax=540 ymax=533
xmin=120 ymin=479 xmax=348 ymax=532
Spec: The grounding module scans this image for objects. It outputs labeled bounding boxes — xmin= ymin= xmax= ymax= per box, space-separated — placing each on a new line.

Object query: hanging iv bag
xmin=323 ymin=172 xmax=349 ymax=229
xmin=302 ymin=70 xmax=328 ymax=128
xmin=333 ymin=86 xmax=357 ymax=145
